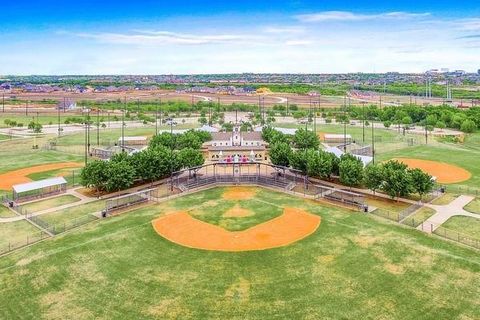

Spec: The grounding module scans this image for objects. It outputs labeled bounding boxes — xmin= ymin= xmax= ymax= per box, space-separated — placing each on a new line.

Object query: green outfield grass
xmin=0 ymin=187 xmax=478 ymax=319
xmin=40 ymin=200 xmax=105 ymax=225
xmin=20 ymin=195 xmax=81 ymax=213
xmin=436 ymin=216 xmax=480 ymax=241
xmin=464 ymin=198 xmax=480 ymax=214
xmin=0 ymin=134 xmax=10 ymax=141
xmin=0 ymin=137 xmax=82 ymax=175
xmin=26 ymin=168 xmax=82 ymax=186
xmin=402 ymin=207 xmax=437 ymax=227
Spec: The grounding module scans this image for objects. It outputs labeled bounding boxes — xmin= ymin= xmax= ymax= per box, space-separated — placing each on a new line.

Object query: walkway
xmin=418 ymin=195 xmax=480 ymax=233
xmin=0 ymin=188 xmax=97 ymax=223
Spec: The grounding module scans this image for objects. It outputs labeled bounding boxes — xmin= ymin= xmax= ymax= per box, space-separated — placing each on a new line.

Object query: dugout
xmin=12 ymin=177 xmax=68 ymax=203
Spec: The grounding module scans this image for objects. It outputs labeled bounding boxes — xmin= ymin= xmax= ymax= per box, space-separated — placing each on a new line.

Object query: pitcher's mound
xmin=222 ymin=187 xmax=257 ymax=200
xmin=393 ymin=158 xmax=471 ymax=184
xmin=152 ymin=208 xmax=321 ymax=252
xmin=223 ymin=204 xmax=254 ymax=218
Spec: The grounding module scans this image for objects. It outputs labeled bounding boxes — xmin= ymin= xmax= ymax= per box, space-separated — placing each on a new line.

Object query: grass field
xmin=402 ymin=207 xmax=437 ymax=227
xmin=0 ymin=134 xmax=10 ymax=141
xmin=0 ymin=187 xmax=478 ymax=319
xmin=464 ymin=198 xmax=480 ymax=214
xmin=0 ymin=220 xmax=46 ymax=250
xmin=26 ymin=168 xmax=82 ymax=186
xmin=0 ymin=205 xmax=16 ymax=218
xmin=431 ymin=194 xmax=459 ymax=205
xmin=40 ymin=200 xmax=105 ymax=225
xmin=20 ymin=195 xmax=81 ymax=213
xmin=174 ymin=187 xmax=283 ymax=231
xmin=437 ymin=216 xmax=480 ymax=240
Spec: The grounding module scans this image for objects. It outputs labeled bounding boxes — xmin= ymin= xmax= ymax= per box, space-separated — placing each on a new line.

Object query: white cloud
xmin=296 ymin=11 xmax=430 ymax=23
xmin=74 ymin=30 xmax=262 ymax=45
xmin=285 ymin=40 xmax=313 ymax=46
xmin=263 ymin=26 xmax=305 ymax=34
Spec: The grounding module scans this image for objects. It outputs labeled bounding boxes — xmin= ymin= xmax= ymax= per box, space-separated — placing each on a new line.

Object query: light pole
xmin=122 ymin=97 xmax=126 ymax=152
xmin=97 ymin=105 xmax=100 ymax=146
xmin=343 ymin=96 xmax=347 ymax=152
xmin=371 ymin=115 xmax=375 ymax=164
xmin=155 ymin=101 xmax=159 ymax=136
xmin=362 ymin=101 xmax=366 ymax=143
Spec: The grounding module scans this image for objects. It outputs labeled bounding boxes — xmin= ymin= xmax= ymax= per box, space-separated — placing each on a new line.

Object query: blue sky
xmin=1 ymin=1 xmax=479 ymax=74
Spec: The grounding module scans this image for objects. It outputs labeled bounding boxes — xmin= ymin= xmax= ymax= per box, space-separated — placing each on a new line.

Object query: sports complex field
xmin=0 ymin=186 xmax=479 ymax=319
xmin=1 ymin=113 xmax=479 ymax=319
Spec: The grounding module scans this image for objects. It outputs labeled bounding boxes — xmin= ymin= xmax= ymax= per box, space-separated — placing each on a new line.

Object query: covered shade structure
xmin=12 ymin=177 xmax=68 ymax=202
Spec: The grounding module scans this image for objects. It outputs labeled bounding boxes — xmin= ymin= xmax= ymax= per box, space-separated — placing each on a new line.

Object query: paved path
xmin=418 ymin=195 xmax=480 ymax=233
xmin=0 ymin=188 xmax=97 ymax=223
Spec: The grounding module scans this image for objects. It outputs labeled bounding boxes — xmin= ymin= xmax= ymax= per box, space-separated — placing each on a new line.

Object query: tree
xmin=380 ymin=160 xmax=413 ymax=201
xmin=292 ymin=128 xmax=319 ymax=150
xmin=289 ymin=150 xmax=309 ymax=174
xmin=105 ymin=161 xmax=136 ymax=192
xmin=28 ymin=121 xmax=43 ymax=133
xmin=460 ymin=119 xmax=477 ymax=133
xmin=269 ymin=142 xmax=292 ymax=167
xmin=338 ymin=154 xmax=364 ymax=188
xmin=409 ymin=168 xmax=434 ymax=201
xmin=177 ymin=130 xmax=202 ymax=149
xmin=150 ymin=132 xmax=176 ymax=149
xmin=364 ymin=164 xmax=383 ymax=194
xmin=436 ymin=121 xmax=446 ymax=131
xmin=178 ymin=148 xmax=205 ymax=168
xmin=306 ymin=150 xmax=334 ymax=179
xmin=80 ymin=160 xmax=109 ymax=193
xmin=198 ymin=117 xmax=208 ymax=125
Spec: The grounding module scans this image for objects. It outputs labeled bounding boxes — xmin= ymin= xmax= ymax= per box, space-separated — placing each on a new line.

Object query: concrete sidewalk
xmin=418 ymin=195 xmax=479 ymax=233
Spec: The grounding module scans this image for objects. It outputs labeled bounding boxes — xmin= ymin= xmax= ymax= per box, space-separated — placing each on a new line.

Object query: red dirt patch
xmin=152 ymin=208 xmax=321 ymax=252
xmin=0 ymin=162 xmax=83 ymax=190
xmin=392 ymin=158 xmax=471 ymax=184
xmin=222 ymin=187 xmax=257 ymax=200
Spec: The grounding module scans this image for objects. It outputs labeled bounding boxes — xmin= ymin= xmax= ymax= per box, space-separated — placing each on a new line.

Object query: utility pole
xmin=25 ymin=100 xmax=28 ymax=116
xmin=97 ymin=105 xmax=100 ymax=146
xmin=84 ymin=108 xmax=88 ymax=166
xmin=343 ymin=96 xmax=347 ymax=152
xmin=122 ymin=97 xmax=126 ymax=152
xmin=362 ymin=101 xmax=366 ymax=143
xmin=2 ymin=92 xmax=4 ymax=113
xmin=137 ymin=99 xmax=140 ymax=114
xmin=371 ymin=116 xmax=375 ymax=164
xmin=57 ymin=99 xmax=61 ymax=136
xmin=155 ymin=101 xmax=159 ymax=136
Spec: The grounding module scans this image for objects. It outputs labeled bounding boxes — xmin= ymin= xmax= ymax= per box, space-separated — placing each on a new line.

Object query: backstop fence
xmin=171 ymin=162 xmax=365 ymax=210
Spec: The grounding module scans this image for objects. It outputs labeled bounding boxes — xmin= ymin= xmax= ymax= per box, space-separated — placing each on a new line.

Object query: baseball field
xmin=0 ymin=186 xmax=479 ymax=319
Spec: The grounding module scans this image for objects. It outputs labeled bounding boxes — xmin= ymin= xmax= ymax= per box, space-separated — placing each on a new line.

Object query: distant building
xmin=203 ymin=126 xmax=266 ymax=162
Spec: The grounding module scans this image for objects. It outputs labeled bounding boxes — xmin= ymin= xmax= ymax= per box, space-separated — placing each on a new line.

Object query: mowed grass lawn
xmin=464 ymin=198 xmax=480 ymax=214
xmin=437 ymin=216 xmax=480 ymax=240
xmin=40 ymin=200 xmax=105 ymax=225
xmin=402 ymin=207 xmax=437 ymax=227
xmin=0 ymin=205 xmax=16 ymax=218
xmin=0 ymin=220 xmax=46 ymax=250
xmin=21 ymin=195 xmax=81 ymax=213
xmin=0 ymin=187 xmax=479 ymax=319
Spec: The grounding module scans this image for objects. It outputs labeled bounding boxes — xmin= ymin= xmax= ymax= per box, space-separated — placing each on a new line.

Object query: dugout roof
xmin=12 ymin=177 xmax=67 ymax=193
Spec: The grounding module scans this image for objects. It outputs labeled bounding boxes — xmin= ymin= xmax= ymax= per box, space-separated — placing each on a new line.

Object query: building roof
xmin=254 ymin=126 xmax=297 ymax=135
xmin=211 ymin=132 xmax=232 ymax=141
xmin=326 ymin=147 xmax=372 ymax=167
xmin=198 ymin=125 xmax=219 ymax=133
xmin=208 ymin=146 xmax=266 ymax=151
xmin=118 ymin=136 xmax=147 ymax=142
xmin=242 ymin=131 xmax=262 ymax=141
xmin=13 ymin=177 xmax=67 ymax=193
xmin=324 ymin=134 xmax=352 ymax=139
